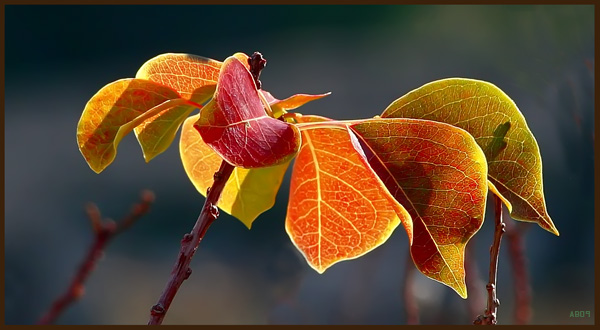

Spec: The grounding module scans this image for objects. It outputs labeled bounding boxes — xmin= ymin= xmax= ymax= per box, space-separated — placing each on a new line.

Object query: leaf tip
xmin=310 ymin=263 xmax=327 ymax=275
xmin=544 ymin=221 xmax=560 ymax=236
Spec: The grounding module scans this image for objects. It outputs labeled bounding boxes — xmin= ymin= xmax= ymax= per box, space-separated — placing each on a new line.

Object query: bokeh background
xmin=4 ymin=5 xmax=594 ymax=325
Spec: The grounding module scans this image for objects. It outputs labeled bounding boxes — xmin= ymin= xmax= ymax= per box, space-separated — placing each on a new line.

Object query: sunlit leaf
xmin=381 ymin=78 xmax=558 ymax=235
xmin=287 ymin=115 xmax=410 ymax=273
xmin=133 ymin=53 xmax=231 ymax=162
xmin=194 ymin=56 xmax=301 ymax=168
xmin=77 ymin=78 xmax=185 ymax=173
xmin=180 ymin=114 xmax=290 ymax=228
xmin=351 ymin=118 xmax=489 ymax=298
xmin=261 ymin=90 xmax=331 ymax=118
xmin=133 ymin=105 xmax=196 ymax=162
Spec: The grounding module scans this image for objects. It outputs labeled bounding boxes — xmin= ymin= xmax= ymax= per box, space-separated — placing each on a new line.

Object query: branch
xmin=403 ymin=251 xmax=419 ymax=325
xmin=474 ymin=194 xmax=506 ymax=325
xmin=147 ymin=161 xmax=234 ymax=325
xmin=147 ymin=51 xmax=265 ymax=325
xmin=505 ymin=219 xmax=532 ymax=324
xmin=37 ymin=190 xmax=155 ymax=325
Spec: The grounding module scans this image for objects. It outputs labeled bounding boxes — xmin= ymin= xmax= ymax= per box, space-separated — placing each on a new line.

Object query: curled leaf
xmin=261 ymin=90 xmax=331 ymax=118
xmin=194 ymin=56 xmax=301 ymax=168
xmin=351 ymin=118 xmax=489 ymax=298
xmin=180 ymin=114 xmax=290 ymax=228
xmin=76 ymin=78 xmax=183 ymax=173
xmin=381 ymin=78 xmax=558 ymax=235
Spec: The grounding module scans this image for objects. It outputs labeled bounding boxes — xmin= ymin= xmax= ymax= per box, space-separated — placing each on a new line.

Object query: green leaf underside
xmin=351 ymin=118 xmax=489 ymax=298
xmin=381 ymin=78 xmax=558 ymax=236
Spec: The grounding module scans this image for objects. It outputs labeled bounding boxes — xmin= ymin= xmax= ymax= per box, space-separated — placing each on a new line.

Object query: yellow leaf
xmin=77 ymin=78 xmax=184 ymax=173
xmin=179 ymin=114 xmax=290 ymax=228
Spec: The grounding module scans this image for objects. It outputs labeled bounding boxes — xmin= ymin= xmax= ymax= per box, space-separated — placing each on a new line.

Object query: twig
xmin=147 ymin=161 xmax=234 ymax=325
xmin=474 ymin=194 xmax=506 ymax=325
xmin=147 ymin=51 xmax=265 ymax=325
xmin=37 ymin=190 xmax=155 ymax=325
xmin=505 ymin=219 xmax=532 ymax=324
xmin=403 ymin=251 xmax=419 ymax=325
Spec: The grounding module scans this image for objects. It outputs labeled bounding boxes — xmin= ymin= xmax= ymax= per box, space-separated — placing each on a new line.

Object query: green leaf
xmin=381 ymin=78 xmax=558 ymax=236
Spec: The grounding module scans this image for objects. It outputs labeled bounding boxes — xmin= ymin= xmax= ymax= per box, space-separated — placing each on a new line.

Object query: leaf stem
xmin=147 ymin=160 xmax=234 ymax=325
xmin=474 ymin=194 xmax=505 ymax=325
xmin=37 ymin=191 xmax=155 ymax=325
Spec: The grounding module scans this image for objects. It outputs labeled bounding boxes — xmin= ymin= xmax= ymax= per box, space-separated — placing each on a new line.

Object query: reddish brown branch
xmin=37 ymin=190 xmax=155 ymax=325
xmin=474 ymin=194 xmax=505 ymax=325
xmin=147 ymin=161 xmax=234 ymax=325
xmin=248 ymin=51 xmax=267 ymax=90
xmin=505 ymin=219 xmax=532 ymax=324
xmin=403 ymin=251 xmax=419 ymax=325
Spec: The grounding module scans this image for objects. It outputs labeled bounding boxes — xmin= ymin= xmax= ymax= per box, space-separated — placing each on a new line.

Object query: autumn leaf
xmin=194 ymin=56 xmax=301 ymax=168
xmin=287 ymin=115 xmax=410 ymax=273
xmin=350 ymin=118 xmax=489 ymax=298
xmin=76 ymin=78 xmax=190 ymax=173
xmin=180 ymin=114 xmax=290 ymax=228
xmin=381 ymin=78 xmax=558 ymax=235
xmin=132 ymin=53 xmax=247 ymax=162
xmin=261 ymin=90 xmax=331 ymax=118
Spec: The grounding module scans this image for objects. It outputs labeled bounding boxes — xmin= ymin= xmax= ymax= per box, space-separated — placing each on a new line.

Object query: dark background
xmin=4 ymin=5 xmax=594 ymax=325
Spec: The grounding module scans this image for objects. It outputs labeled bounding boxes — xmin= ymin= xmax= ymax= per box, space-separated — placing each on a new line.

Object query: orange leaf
xmin=287 ymin=115 xmax=410 ymax=273
xmin=351 ymin=118 xmax=489 ymax=298
xmin=76 ymin=78 xmax=184 ymax=173
xmin=132 ymin=53 xmax=250 ymax=162
xmin=180 ymin=114 xmax=290 ymax=227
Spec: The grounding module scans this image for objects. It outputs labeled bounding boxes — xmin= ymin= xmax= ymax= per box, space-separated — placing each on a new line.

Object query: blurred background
xmin=4 ymin=5 xmax=594 ymax=325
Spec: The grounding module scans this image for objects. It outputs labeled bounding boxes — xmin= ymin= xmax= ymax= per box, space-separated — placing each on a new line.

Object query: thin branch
xmin=37 ymin=190 xmax=155 ymax=325
xmin=403 ymin=251 xmax=419 ymax=325
xmin=505 ymin=219 xmax=532 ymax=324
xmin=147 ymin=51 xmax=265 ymax=325
xmin=474 ymin=194 xmax=506 ymax=325
xmin=147 ymin=161 xmax=234 ymax=325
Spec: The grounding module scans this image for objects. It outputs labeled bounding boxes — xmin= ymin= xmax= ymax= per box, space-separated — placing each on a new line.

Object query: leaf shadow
xmin=483 ymin=121 xmax=511 ymax=161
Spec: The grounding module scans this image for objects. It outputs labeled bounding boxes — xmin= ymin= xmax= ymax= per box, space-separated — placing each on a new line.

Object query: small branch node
xmin=181 ymin=233 xmax=193 ymax=243
xmin=209 ymin=204 xmax=219 ymax=219
xmin=150 ymin=304 xmax=165 ymax=316
xmin=184 ymin=268 xmax=192 ymax=280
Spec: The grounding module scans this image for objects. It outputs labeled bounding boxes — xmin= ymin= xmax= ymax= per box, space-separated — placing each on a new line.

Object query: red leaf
xmin=194 ymin=56 xmax=301 ymax=168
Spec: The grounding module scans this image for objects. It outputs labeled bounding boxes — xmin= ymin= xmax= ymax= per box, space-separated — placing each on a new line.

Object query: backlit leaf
xmin=180 ymin=114 xmax=290 ymax=228
xmin=381 ymin=78 xmax=558 ymax=235
xmin=351 ymin=118 xmax=489 ymax=298
xmin=287 ymin=115 xmax=410 ymax=273
xmin=133 ymin=53 xmax=236 ymax=162
xmin=194 ymin=56 xmax=301 ymax=168
xmin=261 ymin=90 xmax=331 ymax=118
xmin=76 ymin=78 xmax=184 ymax=173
